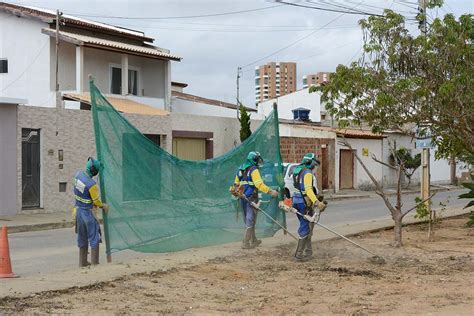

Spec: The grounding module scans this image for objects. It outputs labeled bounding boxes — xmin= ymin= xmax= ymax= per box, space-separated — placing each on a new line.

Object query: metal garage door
xmin=172 ymin=137 xmax=206 ymax=161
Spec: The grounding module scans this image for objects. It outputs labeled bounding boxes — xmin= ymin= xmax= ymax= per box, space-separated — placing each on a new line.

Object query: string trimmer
xmin=279 ymin=201 xmax=385 ymax=264
xmin=239 ymin=194 xmax=299 ymax=241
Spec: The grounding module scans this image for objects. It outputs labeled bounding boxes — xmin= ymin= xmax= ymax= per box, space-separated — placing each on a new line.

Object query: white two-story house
xmin=0 ymin=2 xmax=259 ymax=216
xmin=0 ymin=2 xmax=180 ymax=110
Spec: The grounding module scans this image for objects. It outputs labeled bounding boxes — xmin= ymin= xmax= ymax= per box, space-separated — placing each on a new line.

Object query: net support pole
xmin=273 ymin=102 xmax=287 ymax=234
xmin=89 ymin=77 xmax=112 ymax=263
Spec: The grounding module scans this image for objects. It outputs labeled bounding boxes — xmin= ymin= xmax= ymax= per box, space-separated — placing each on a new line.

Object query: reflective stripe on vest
xmin=239 ymin=180 xmax=254 ymax=185
xmin=75 ymin=195 xmax=92 ymax=204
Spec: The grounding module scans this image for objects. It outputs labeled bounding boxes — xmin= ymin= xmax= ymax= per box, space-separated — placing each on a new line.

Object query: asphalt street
xmin=8 ymin=189 xmax=468 ymax=277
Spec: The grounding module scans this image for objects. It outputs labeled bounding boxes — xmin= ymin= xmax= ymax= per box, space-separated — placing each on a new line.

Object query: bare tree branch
xmin=372 ymin=153 xmax=397 ymax=170
xmin=402 ymin=192 xmax=438 ymax=217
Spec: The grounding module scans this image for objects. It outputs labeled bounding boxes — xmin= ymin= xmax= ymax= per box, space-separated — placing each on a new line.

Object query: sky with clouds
xmin=10 ymin=0 xmax=473 ymax=106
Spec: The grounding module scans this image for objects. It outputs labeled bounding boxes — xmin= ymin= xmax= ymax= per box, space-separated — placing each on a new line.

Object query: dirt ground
xmin=1 ymin=216 xmax=473 ymax=315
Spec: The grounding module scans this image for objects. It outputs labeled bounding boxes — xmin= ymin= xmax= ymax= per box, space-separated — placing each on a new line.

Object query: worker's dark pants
xmin=76 ymin=207 xmax=101 ymax=248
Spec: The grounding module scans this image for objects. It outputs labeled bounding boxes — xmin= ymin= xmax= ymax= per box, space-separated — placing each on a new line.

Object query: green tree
xmin=390 ymin=147 xmax=421 ymax=188
xmin=239 ymin=103 xmax=252 ymax=142
xmin=313 ymin=3 xmax=472 ymax=246
xmin=313 ymin=8 xmax=473 ymax=162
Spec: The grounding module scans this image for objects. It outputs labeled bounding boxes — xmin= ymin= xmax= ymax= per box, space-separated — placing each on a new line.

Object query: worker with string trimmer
xmin=230 ymin=151 xmax=279 ymax=249
xmin=291 ymin=153 xmax=327 ymax=261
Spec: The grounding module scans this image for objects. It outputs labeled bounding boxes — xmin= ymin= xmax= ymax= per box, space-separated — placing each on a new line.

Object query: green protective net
xmin=89 ymin=81 xmax=286 ymax=254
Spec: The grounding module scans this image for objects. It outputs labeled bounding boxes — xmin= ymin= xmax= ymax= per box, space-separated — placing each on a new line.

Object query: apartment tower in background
xmin=255 ymin=62 xmax=296 ymax=105
xmin=302 ymin=72 xmax=332 ymax=88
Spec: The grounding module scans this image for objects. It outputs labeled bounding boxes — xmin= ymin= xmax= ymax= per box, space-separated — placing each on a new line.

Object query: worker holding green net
xmin=73 ymin=157 xmax=109 ymax=266
xmin=231 ymin=151 xmax=279 ymax=249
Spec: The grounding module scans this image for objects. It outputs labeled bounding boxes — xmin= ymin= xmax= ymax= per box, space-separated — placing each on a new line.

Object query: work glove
xmin=269 ymin=190 xmax=279 ymax=198
xmin=313 ymin=200 xmax=327 ymax=212
xmin=101 ymin=203 xmax=110 ymax=213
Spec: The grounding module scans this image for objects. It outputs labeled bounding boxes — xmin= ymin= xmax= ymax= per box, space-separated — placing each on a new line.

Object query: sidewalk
xmin=0 ymin=185 xmax=459 ymax=234
xmin=0 ymin=206 xmax=470 ymax=299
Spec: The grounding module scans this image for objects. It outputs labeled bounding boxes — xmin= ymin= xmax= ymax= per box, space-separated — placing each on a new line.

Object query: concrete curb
xmin=325 ymin=194 xmax=372 ymax=201
xmin=8 ymin=221 xmax=75 ymax=234
xmin=324 ymin=186 xmax=452 ymax=202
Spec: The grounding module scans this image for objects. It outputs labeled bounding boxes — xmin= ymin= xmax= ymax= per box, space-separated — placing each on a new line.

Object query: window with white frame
xmin=110 ymin=66 xmax=139 ymax=96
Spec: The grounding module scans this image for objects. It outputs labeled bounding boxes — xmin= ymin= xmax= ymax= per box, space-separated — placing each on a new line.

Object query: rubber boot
xmin=304 ymin=223 xmax=314 ymax=259
xmin=304 ymin=235 xmax=313 ymax=259
xmin=79 ymin=247 xmax=90 ymax=267
xmin=91 ymin=246 xmax=100 ymax=265
xmin=242 ymin=228 xmax=254 ymax=249
xmin=294 ymin=236 xmax=308 ymax=262
xmin=251 ymin=226 xmax=262 ymax=247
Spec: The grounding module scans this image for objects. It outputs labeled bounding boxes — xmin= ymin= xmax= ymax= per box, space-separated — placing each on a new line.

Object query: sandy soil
xmin=1 ymin=216 xmax=473 ymax=315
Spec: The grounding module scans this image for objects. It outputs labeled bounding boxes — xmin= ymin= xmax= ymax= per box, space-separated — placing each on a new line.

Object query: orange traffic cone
xmin=0 ymin=225 xmax=16 ymax=278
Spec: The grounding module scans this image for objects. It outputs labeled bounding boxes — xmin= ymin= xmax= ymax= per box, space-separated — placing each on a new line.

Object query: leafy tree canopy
xmin=312 ymin=5 xmax=473 ymax=162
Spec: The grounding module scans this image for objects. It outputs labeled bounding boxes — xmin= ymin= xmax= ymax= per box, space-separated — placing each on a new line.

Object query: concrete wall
xmin=171 ymin=97 xmax=241 ymax=119
xmin=280 ymin=136 xmax=336 ymax=191
xmin=278 ymin=123 xmax=337 ymax=191
xmin=383 ymin=133 xmax=469 ymax=186
xmin=15 ymin=105 xmax=258 ymax=213
xmin=0 ymin=12 xmax=52 ymax=106
xmin=0 ymin=104 xmax=18 ymax=216
xmin=170 ymin=113 xmax=263 ymax=157
xmin=279 ymin=124 xmax=335 ymax=139
xmin=429 ymin=149 xmax=469 ymax=184
xmin=258 ymin=88 xmax=321 ymax=122
xmin=140 ymin=57 xmax=167 ymax=99
xmin=336 ymin=137 xmax=384 ymax=190
xmin=16 ymin=106 xmax=171 ymax=214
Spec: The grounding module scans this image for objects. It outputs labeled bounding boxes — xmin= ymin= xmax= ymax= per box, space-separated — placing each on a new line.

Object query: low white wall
xmin=336 ymin=137 xmax=384 ymax=190
xmin=279 ymin=124 xmax=336 ymax=139
xmin=429 ymin=152 xmax=469 ymax=184
xmin=258 ymin=88 xmax=321 ymax=122
xmin=171 ymin=97 xmax=241 ymax=119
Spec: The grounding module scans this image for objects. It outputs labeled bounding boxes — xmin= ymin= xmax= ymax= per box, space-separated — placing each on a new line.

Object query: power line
xmin=240 ymin=38 xmax=361 ymax=74
xmin=274 ymin=0 xmax=384 ymax=17
xmin=128 ymin=20 xmax=350 ymax=28
xmin=113 ymin=23 xmax=357 ymax=33
xmin=337 ymin=0 xmax=417 ymax=14
xmin=71 ymin=4 xmax=283 ymax=20
xmin=240 ymin=0 xmax=373 ymax=69
xmin=240 ymin=13 xmax=347 ymax=69
xmin=304 ymin=0 xmax=380 ymax=15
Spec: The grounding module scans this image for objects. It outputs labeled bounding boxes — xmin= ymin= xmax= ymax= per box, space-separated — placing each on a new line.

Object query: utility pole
xmin=236 ymin=66 xmax=241 ymax=120
xmin=55 ymin=9 xmax=63 ymax=109
xmin=418 ymin=0 xmax=427 ymax=34
xmin=418 ymin=0 xmax=432 ymax=239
